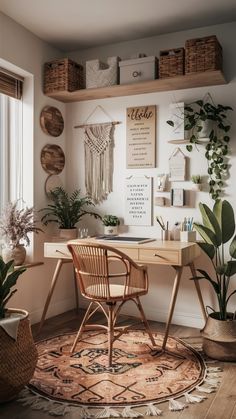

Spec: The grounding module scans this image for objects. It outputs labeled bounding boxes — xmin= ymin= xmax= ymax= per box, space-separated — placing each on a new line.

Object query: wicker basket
xmin=86 ymin=56 xmax=120 ymax=88
xmin=159 ymin=48 xmax=184 ymax=78
xmin=0 ymin=309 xmax=38 ymax=402
xmin=185 ymin=35 xmax=222 ymax=74
xmin=44 ymin=58 xmax=84 ymax=94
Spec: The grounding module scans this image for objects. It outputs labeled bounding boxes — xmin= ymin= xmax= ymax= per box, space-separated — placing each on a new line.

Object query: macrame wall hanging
xmin=74 ymin=105 xmax=121 ymax=204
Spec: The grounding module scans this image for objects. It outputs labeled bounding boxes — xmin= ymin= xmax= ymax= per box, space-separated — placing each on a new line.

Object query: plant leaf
xmin=193 ymin=223 xmax=218 ymax=246
xmin=213 ymin=200 xmax=235 ymax=243
xmin=193 ymin=269 xmax=220 ymax=294
xmin=197 ymin=242 xmax=215 ymax=259
xmin=199 ymin=203 xmax=222 ymax=246
xmin=230 ymin=235 xmax=236 ymax=259
xmin=225 ymin=261 xmax=236 ymax=277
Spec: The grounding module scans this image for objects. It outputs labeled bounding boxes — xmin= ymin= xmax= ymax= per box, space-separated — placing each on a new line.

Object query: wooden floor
xmin=1 ymin=309 xmax=236 ymax=419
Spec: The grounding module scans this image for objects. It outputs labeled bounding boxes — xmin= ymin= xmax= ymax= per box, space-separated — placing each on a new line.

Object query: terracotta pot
xmin=201 ymin=312 xmax=236 ymax=361
xmin=0 ymin=308 xmax=38 ymax=402
xmin=2 ymin=244 xmax=26 ymax=266
xmin=59 ymin=228 xmax=77 ymax=240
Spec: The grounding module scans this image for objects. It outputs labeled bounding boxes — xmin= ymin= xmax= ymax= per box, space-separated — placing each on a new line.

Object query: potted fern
xmin=0 ymin=258 xmax=38 ymax=401
xmin=40 ymin=187 xmax=101 ymax=239
xmin=193 ymin=199 xmax=236 ymax=360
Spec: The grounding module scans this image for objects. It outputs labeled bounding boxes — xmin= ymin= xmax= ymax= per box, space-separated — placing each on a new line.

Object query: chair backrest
xmin=67 ymin=241 xmax=147 ymax=301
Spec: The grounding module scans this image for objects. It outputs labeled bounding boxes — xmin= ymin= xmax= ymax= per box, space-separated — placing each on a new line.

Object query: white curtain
xmin=0 ymin=93 xmax=23 ymax=212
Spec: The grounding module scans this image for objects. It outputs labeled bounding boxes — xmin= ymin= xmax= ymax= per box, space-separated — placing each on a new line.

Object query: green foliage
xmin=0 ymin=257 xmax=26 ymax=318
xmin=102 ymin=215 xmax=120 ymax=226
xmin=191 ymin=174 xmax=201 ymax=184
xmin=167 ymin=98 xmax=232 ymax=200
xmin=40 ymin=187 xmax=101 ymax=229
xmin=193 ymin=199 xmax=236 ymax=320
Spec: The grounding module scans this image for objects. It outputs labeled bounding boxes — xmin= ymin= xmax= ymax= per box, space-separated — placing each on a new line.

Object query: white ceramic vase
xmin=2 ymin=244 xmax=26 ymax=266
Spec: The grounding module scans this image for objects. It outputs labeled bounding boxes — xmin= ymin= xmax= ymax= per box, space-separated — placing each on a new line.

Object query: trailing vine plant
xmin=167 ymin=96 xmax=232 ymax=200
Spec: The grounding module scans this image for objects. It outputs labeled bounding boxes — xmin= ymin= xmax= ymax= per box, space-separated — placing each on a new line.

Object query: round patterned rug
xmin=20 ymin=330 xmax=221 ymax=417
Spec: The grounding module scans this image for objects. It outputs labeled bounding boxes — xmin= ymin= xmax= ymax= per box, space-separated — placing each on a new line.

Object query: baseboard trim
xmin=30 ymin=297 xmax=76 ymax=325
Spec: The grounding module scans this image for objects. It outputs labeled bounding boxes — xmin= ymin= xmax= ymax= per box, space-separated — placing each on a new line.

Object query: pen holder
xmin=161 ymin=230 xmax=171 ymax=241
xmin=180 ymin=231 xmax=196 ymax=242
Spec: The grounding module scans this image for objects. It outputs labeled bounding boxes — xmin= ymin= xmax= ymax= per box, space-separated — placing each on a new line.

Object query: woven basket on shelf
xmin=0 ymin=309 xmax=38 ymax=402
xmin=159 ymin=48 xmax=184 ymax=78
xmin=185 ymin=35 xmax=222 ymax=74
xmin=44 ymin=58 xmax=84 ymax=94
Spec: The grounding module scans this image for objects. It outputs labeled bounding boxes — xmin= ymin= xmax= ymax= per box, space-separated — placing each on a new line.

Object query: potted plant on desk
xmin=102 ymin=214 xmax=120 ymax=236
xmin=40 ymin=187 xmax=101 ymax=239
xmin=193 ymin=199 xmax=236 ymax=361
xmin=0 ymin=258 xmax=38 ymax=401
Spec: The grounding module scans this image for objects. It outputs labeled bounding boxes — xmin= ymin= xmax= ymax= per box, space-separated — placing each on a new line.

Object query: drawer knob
xmin=154 ymin=253 xmax=160 ymax=257
xmin=132 ymin=71 xmax=142 ymax=78
xmin=56 ymin=250 xmax=69 ymax=256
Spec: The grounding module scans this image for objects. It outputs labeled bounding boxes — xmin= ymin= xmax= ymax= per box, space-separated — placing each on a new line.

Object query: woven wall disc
xmin=45 ymin=174 xmax=63 ymax=196
xmin=41 ymin=144 xmax=65 ymax=175
xmin=40 ymin=106 xmax=64 ymax=137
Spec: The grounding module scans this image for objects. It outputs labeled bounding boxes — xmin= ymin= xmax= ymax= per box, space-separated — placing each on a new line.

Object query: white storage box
xmin=119 ymin=56 xmax=158 ymax=84
xmin=86 ymin=56 xmax=120 ymax=88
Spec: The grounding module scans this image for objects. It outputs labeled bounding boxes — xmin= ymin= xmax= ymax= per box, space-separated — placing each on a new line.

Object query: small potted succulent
xmin=102 ymin=215 xmax=120 ymax=236
xmin=0 ymin=201 xmax=42 ymax=265
xmin=191 ymin=174 xmax=202 ymax=191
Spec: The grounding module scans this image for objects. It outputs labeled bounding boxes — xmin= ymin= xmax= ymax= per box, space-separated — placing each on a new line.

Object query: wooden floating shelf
xmin=45 ymin=70 xmax=227 ymax=103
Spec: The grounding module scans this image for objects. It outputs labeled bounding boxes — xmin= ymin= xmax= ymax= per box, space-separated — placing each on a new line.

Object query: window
xmin=0 ymin=68 xmax=23 ymax=212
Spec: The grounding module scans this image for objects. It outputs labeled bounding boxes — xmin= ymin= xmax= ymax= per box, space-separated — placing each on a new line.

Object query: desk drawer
xmin=44 ymin=243 xmax=71 ymax=259
xmin=108 ymin=247 xmax=138 ymax=260
xmin=139 ymin=249 xmax=179 ymax=265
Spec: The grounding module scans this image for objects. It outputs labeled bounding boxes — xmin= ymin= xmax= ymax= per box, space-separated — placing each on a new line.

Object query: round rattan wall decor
xmin=45 ymin=174 xmax=63 ymax=196
xmin=41 ymin=144 xmax=65 ymax=175
xmin=40 ymin=106 xmax=64 ymax=137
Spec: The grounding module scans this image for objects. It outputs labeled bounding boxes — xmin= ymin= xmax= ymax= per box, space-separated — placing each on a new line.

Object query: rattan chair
xmin=68 ymin=241 xmax=156 ymax=366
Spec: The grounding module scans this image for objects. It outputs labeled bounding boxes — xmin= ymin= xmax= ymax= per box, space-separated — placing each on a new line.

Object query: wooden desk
xmin=42 ymin=238 xmax=206 ymax=349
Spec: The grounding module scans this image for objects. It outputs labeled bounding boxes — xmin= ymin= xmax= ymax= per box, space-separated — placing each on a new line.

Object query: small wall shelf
xmin=45 ymin=70 xmax=227 ymax=103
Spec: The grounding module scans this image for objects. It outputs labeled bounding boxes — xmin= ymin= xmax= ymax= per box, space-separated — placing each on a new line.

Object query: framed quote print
xmin=125 ymin=176 xmax=152 ymax=226
xmin=126 ymin=105 xmax=156 ymax=168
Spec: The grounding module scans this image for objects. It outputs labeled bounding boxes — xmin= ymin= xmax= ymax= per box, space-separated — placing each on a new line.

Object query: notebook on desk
xmin=95 ymin=236 xmax=155 ymax=244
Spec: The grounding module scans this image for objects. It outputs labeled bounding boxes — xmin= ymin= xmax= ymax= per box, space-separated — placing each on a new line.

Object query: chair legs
xmin=107 ymin=303 xmax=116 ymax=367
xmin=71 ymin=297 xmax=155 ymax=365
xmin=71 ymin=302 xmax=94 ymax=353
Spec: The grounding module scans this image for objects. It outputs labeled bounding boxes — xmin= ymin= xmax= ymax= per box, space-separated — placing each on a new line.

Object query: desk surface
xmin=44 ymin=238 xmax=201 ymax=267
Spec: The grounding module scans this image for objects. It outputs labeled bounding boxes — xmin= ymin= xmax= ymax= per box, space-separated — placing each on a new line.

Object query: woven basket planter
xmin=159 ymin=48 xmax=184 ymax=78
xmin=185 ymin=35 xmax=222 ymax=74
xmin=201 ymin=312 xmax=236 ymax=361
xmin=86 ymin=56 xmax=120 ymax=88
xmin=0 ymin=309 xmax=38 ymax=402
xmin=44 ymin=58 xmax=84 ymax=94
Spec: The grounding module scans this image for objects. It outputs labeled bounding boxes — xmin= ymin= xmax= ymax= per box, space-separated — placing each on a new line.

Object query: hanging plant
xmin=167 ymin=97 xmax=232 ymax=200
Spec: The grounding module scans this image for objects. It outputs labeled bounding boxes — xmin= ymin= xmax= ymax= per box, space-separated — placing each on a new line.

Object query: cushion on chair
xmin=85 ymin=284 xmax=144 ymax=299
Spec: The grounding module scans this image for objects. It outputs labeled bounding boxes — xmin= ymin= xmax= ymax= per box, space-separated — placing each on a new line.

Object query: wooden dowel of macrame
xmin=74 ymin=121 xmax=121 ymax=129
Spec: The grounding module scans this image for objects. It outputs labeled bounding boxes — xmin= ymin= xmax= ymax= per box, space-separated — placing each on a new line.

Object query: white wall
xmin=0 ymin=12 xmax=76 ymax=323
xmin=66 ymin=21 xmax=236 ymax=328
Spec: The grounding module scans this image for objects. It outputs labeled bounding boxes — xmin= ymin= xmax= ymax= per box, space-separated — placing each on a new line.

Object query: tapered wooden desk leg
xmin=38 ymin=259 xmax=63 ymax=334
xmin=162 ymin=266 xmax=183 ymax=351
xmin=189 ymin=262 xmax=207 ymax=322
xmin=73 ymin=268 xmax=79 ymax=314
